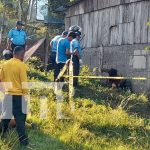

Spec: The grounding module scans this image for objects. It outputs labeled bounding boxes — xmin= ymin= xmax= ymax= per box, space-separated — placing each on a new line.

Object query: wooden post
xmin=69 ymin=59 xmax=74 ymax=100
xmin=44 ymin=26 xmax=49 ymax=73
xmin=147 ymin=51 xmax=150 ymax=94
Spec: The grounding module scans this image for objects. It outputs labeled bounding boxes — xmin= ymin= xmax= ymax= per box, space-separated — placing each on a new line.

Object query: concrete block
xmin=133 ymin=56 xmax=146 ymax=69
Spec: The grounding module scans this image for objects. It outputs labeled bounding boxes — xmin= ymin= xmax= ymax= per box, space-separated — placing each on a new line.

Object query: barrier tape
xmin=63 ymin=75 xmax=149 ymax=81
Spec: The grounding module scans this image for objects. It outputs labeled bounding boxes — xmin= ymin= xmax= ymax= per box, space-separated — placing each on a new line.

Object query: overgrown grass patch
xmin=0 ymin=58 xmax=150 ymax=150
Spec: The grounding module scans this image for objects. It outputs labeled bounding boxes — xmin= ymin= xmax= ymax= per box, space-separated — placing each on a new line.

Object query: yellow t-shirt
xmin=0 ymin=58 xmax=28 ymax=95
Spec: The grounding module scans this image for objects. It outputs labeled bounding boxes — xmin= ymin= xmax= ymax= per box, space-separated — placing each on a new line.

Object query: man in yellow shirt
xmin=0 ymin=46 xmax=28 ymax=146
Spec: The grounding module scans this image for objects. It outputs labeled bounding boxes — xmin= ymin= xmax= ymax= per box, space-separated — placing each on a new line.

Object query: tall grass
xmin=0 ymin=57 xmax=150 ymax=150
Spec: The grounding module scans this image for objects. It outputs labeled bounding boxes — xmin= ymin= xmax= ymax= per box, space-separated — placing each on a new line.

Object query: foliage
xmin=0 ymin=59 xmax=150 ymax=150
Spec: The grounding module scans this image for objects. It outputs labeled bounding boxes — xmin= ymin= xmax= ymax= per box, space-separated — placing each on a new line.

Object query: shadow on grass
xmin=74 ymin=84 xmax=150 ymax=119
xmin=81 ymin=123 xmax=150 ymax=149
xmin=1 ymin=127 xmax=84 ymax=150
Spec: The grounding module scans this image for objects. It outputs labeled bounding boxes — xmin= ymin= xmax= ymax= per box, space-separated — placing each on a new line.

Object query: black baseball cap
xmin=16 ymin=21 xmax=24 ymax=26
xmin=75 ymin=31 xmax=81 ymax=36
xmin=62 ymin=31 xmax=68 ymax=36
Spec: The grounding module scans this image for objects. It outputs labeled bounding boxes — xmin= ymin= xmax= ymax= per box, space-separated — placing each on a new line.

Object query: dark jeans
xmin=72 ymin=56 xmax=80 ymax=87
xmin=1 ymin=95 xmax=28 ymax=145
xmin=54 ymin=63 xmax=65 ymax=82
xmin=47 ymin=52 xmax=56 ymax=71
xmin=11 ymin=43 xmax=26 ymax=51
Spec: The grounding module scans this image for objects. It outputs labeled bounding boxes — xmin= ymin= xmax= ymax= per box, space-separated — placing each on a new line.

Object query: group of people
xmin=50 ymin=27 xmax=83 ymax=87
xmin=0 ymin=21 xmax=29 ymax=147
xmin=0 ymin=21 xmax=83 ymax=147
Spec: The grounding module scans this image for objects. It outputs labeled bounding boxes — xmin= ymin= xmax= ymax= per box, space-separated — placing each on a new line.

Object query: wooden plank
xmin=128 ymin=22 xmax=134 ymax=44
xmin=93 ymin=0 xmax=98 ymax=11
xmin=75 ymin=4 xmax=79 ymax=15
xmin=118 ymin=5 xmax=123 ymax=24
xmin=70 ymin=16 xmax=79 ymax=26
xmin=148 ymin=1 xmax=150 ymax=43
xmin=101 ymin=9 xmax=110 ymax=46
xmin=65 ymin=18 xmax=70 ymax=30
xmin=122 ymin=22 xmax=134 ymax=44
xmin=84 ymin=0 xmax=89 ymax=13
xmin=82 ymin=14 xmax=89 ymax=48
xmin=124 ymin=3 xmax=135 ymax=23
xmin=134 ymin=2 xmax=142 ymax=43
xmin=97 ymin=10 xmax=103 ymax=47
xmin=117 ymin=23 xmax=123 ymax=45
xmin=140 ymin=1 xmax=149 ymax=43
xmin=78 ymin=15 xmax=83 ymax=29
xmin=109 ymin=7 xmax=117 ymax=26
xmin=87 ymin=13 xmax=93 ymax=47
xmin=78 ymin=1 xmax=85 ymax=14
xmin=70 ymin=5 xmax=76 ymax=16
xmin=110 ymin=25 xmax=118 ymax=45
xmin=92 ymin=11 xmax=99 ymax=47
xmin=89 ymin=0 xmax=94 ymax=12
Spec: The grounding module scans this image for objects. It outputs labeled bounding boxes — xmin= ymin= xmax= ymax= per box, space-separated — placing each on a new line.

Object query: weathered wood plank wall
xmin=65 ymin=0 xmax=150 ymax=48
xmin=65 ymin=0 xmax=150 ymax=92
xmin=66 ymin=0 xmax=146 ymax=17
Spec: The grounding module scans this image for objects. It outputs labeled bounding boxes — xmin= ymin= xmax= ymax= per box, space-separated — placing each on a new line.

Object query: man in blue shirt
xmin=54 ymin=31 xmax=76 ymax=81
xmin=70 ymin=31 xmax=83 ymax=87
xmin=48 ymin=31 xmax=68 ymax=70
xmin=7 ymin=21 xmax=27 ymax=53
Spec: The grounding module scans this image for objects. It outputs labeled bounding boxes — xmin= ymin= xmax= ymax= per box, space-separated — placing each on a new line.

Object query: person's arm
xmin=66 ymin=40 xmax=71 ymax=55
xmin=0 ymin=66 xmax=5 ymax=93
xmin=20 ymin=64 xmax=28 ymax=95
xmin=24 ymin=31 xmax=27 ymax=44
xmin=50 ymin=38 xmax=54 ymax=50
xmin=24 ymin=31 xmax=27 ymax=50
xmin=74 ymin=49 xmax=80 ymax=58
xmin=7 ymin=30 xmax=13 ymax=49
xmin=72 ymin=40 xmax=80 ymax=58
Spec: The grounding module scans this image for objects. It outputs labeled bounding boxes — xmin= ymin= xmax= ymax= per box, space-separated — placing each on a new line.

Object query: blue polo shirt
xmin=70 ymin=38 xmax=82 ymax=58
xmin=50 ymin=35 xmax=61 ymax=52
xmin=8 ymin=28 xmax=27 ymax=45
xmin=56 ymin=38 xmax=70 ymax=63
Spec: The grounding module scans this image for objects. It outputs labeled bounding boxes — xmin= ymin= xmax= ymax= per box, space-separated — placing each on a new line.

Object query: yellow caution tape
xmin=63 ymin=75 xmax=149 ymax=81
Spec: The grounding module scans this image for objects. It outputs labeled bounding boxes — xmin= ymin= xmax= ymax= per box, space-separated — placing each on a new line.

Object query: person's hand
xmin=79 ymin=59 xmax=83 ymax=64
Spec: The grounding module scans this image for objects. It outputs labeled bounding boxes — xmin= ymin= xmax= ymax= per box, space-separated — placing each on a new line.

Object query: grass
xmin=0 ymin=57 xmax=150 ymax=150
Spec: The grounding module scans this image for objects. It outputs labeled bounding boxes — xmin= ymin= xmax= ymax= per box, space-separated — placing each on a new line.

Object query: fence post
xmin=44 ymin=27 xmax=49 ymax=73
xmin=69 ymin=59 xmax=74 ymax=100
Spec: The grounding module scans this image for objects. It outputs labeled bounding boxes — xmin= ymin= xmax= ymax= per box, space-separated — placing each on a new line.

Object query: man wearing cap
xmin=49 ymin=31 xmax=68 ymax=70
xmin=54 ymin=31 xmax=76 ymax=81
xmin=7 ymin=21 xmax=27 ymax=52
xmin=70 ymin=31 xmax=83 ymax=87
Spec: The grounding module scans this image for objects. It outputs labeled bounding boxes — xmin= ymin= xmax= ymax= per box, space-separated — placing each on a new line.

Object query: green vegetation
xmin=0 ymin=57 xmax=150 ymax=150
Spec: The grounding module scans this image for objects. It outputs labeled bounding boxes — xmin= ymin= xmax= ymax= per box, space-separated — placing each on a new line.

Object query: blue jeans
xmin=1 ymin=95 xmax=28 ymax=145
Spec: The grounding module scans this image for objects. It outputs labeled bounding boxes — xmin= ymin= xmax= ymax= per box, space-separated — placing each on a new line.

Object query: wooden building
xmin=65 ymin=0 xmax=150 ymax=92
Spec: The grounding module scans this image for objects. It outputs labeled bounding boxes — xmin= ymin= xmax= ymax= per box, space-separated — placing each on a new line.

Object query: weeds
xmin=0 ymin=57 xmax=150 ymax=150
